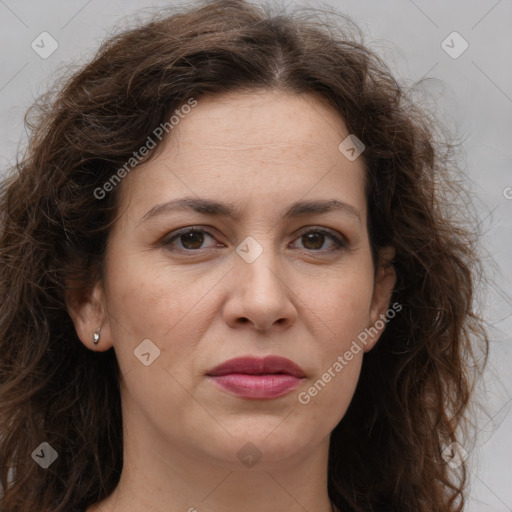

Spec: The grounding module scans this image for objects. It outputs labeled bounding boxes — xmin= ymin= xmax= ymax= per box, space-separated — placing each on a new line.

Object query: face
xmin=69 ymin=90 xmax=395 ymax=470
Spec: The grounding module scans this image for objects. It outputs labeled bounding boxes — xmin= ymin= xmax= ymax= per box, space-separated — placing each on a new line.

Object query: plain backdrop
xmin=0 ymin=1 xmax=511 ymax=510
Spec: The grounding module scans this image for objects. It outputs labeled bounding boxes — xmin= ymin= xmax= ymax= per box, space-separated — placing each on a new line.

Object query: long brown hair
xmin=0 ymin=1 xmax=488 ymax=511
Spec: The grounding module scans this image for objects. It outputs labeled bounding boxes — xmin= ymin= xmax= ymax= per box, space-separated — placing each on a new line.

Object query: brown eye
xmin=291 ymin=228 xmax=345 ymax=252
xmin=180 ymin=230 xmax=205 ymax=250
xmin=163 ymin=228 xmax=219 ymax=251
xmin=301 ymin=232 xmax=325 ymax=250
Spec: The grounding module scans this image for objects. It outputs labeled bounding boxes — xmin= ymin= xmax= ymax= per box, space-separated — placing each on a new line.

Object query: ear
xmin=65 ymin=280 xmax=112 ymax=352
xmin=364 ymin=246 xmax=397 ymax=353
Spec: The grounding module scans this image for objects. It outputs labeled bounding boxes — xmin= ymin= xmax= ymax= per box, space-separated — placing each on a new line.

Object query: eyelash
xmin=162 ymin=226 xmax=347 ymax=253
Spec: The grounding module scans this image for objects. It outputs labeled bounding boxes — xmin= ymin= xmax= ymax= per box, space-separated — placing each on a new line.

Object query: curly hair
xmin=0 ymin=1 xmax=488 ymax=511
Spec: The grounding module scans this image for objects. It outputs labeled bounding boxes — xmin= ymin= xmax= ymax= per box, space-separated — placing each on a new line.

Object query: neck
xmin=88 ymin=417 xmax=335 ymax=512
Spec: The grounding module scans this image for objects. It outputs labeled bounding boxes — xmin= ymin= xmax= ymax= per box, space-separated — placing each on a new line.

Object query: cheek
xmin=312 ymin=267 xmax=375 ymax=346
xmin=301 ymin=268 xmax=373 ymax=407
xmin=105 ymin=246 xmax=191 ymax=329
xmin=299 ymin=354 xmax=362 ymax=422
xmin=102 ymin=260 xmax=213 ymax=428
xmin=103 ymin=254 xmax=217 ymax=375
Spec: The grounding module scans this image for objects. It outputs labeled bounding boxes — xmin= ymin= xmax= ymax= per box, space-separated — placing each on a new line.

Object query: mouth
xmin=206 ymin=355 xmax=305 ymax=399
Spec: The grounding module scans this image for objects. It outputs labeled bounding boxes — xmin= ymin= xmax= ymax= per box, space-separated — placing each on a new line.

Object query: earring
xmin=93 ymin=328 xmax=101 ymax=345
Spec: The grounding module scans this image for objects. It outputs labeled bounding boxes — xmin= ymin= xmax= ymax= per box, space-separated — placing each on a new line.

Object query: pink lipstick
xmin=206 ymin=356 xmax=305 ymax=399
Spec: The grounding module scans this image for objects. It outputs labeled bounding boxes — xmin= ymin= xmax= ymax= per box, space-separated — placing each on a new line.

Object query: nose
xmin=222 ymin=247 xmax=298 ymax=333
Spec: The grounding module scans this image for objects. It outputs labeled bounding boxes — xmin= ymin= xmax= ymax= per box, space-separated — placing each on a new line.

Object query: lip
xmin=206 ymin=356 xmax=305 ymax=399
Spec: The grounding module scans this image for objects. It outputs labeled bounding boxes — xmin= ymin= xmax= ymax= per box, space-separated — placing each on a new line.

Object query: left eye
xmin=162 ymin=228 xmax=345 ymax=252
xmin=291 ymin=229 xmax=345 ymax=251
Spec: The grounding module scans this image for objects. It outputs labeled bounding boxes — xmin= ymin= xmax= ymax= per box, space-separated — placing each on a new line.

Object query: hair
xmin=0 ymin=1 xmax=489 ymax=511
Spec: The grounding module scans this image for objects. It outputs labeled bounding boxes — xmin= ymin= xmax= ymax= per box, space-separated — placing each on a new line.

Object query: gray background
xmin=1 ymin=0 xmax=511 ymax=510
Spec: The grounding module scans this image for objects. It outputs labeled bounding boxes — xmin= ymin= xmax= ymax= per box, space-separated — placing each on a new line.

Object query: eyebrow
xmin=140 ymin=197 xmax=362 ymax=224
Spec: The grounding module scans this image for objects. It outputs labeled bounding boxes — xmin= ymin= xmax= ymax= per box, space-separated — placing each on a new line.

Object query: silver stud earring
xmin=93 ymin=328 xmax=101 ymax=345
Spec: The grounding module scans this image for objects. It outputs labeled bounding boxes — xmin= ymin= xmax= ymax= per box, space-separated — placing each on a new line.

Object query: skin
xmin=67 ymin=89 xmax=396 ymax=512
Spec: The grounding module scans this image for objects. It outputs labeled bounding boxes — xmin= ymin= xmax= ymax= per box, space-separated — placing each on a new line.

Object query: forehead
xmin=173 ymin=90 xmax=346 ymax=162
xmin=116 ymin=90 xmax=367 ymax=223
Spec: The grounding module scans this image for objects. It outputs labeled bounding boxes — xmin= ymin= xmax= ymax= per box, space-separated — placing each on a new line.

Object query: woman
xmin=0 ymin=1 xmax=489 ymax=511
